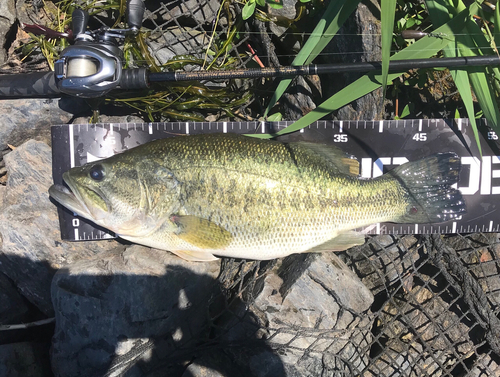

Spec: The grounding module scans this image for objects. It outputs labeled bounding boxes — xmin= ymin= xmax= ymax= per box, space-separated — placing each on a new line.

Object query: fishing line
xmin=101 ymin=45 xmax=500 ymax=66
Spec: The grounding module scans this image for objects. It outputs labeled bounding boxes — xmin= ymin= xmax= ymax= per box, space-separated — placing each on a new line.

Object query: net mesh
xmin=7 ymin=1 xmax=500 ymax=375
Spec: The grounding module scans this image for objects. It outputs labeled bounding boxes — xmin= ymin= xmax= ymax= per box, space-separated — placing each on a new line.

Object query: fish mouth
xmin=49 ymin=183 xmax=93 ymax=218
xmin=49 ymin=174 xmax=109 ymax=221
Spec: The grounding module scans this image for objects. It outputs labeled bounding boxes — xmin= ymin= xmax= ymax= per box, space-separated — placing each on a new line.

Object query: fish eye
xmin=89 ymin=164 xmax=105 ymax=181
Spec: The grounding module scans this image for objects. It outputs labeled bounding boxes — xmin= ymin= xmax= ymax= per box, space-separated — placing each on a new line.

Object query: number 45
xmin=413 ymin=133 xmax=427 ymax=142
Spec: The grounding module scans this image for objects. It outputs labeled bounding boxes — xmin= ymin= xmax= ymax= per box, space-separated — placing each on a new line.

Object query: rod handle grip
xmin=0 ymin=72 xmax=60 ymax=98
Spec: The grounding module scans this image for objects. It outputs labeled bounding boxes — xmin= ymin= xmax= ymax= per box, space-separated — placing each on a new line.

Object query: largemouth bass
xmin=49 ymin=133 xmax=465 ymax=261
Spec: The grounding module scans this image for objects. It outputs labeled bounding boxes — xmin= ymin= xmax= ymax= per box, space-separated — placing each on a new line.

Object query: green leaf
xmin=381 ymin=0 xmax=397 ymax=97
xmin=266 ymin=112 xmax=283 ymax=121
xmin=263 ymin=0 xmax=361 ymax=117
xmin=400 ymin=103 xmax=411 ymax=118
xmin=256 ymin=0 xmax=266 ymax=6
xmin=405 ymin=17 xmax=416 ymax=28
xmin=242 ymin=0 xmax=256 ymax=20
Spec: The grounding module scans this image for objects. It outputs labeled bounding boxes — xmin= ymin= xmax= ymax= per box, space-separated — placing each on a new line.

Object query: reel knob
xmin=127 ymin=0 xmax=145 ymax=32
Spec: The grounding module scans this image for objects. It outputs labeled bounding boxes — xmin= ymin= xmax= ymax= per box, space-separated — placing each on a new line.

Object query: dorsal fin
xmin=291 ymin=142 xmax=360 ymax=176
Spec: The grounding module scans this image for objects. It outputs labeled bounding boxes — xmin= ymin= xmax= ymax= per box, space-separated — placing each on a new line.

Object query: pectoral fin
xmin=308 ymin=231 xmax=366 ymax=253
xmin=169 ymin=249 xmax=219 ymax=262
xmin=171 ymin=215 xmax=232 ymax=250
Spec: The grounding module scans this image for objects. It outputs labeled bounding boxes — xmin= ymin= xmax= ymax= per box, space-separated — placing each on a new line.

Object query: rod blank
xmin=148 ymin=55 xmax=500 ymax=83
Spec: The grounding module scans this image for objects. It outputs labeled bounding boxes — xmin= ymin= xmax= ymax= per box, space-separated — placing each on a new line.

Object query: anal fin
xmin=308 ymin=231 xmax=366 ymax=253
xmin=169 ymin=249 xmax=219 ymax=262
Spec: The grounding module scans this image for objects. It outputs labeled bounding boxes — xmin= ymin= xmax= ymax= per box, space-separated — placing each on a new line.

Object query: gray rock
xmin=282 ymin=76 xmax=320 ymax=121
xmin=51 ymin=245 xmax=221 ymax=377
xmin=363 ymin=340 xmax=445 ymax=377
xmin=0 ymin=0 xmax=16 ymax=64
xmin=0 ymin=272 xmax=31 ymax=325
xmin=322 ymin=1 xmax=384 ymax=121
xmin=146 ymin=27 xmax=208 ymax=65
xmin=152 ymin=0 xmax=221 ymax=26
xmin=181 ymin=352 xmax=242 ymax=377
xmin=0 ymin=98 xmax=82 ymax=150
xmin=340 ymin=235 xmax=421 ymax=295
xmin=373 ymin=275 xmax=475 ymax=376
xmin=218 ymin=253 xmax=374 ymax=375
xmin=445 ymin=233 xmax=500 ymax=307
xmin=15 ymin=0 xmax=44 ymax=25
xmin=182 ymin=363 xmax=226 ymax=377
xmin=0 ymin=140 xmax=120 ymax=316
xmin=468 ymin=353 xmax=500 ymax=376
xmin=268 ymin=0 xmax=297 ymax=38
xmin=72 ymin=113 xmax=145 ymax=125
xmin=0 ymin=341 xmax=52 ymax=377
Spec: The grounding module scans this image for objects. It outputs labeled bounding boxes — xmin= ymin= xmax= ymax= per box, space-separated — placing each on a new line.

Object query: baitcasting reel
xmin=54 ymin=0 xmax=148 ymax=98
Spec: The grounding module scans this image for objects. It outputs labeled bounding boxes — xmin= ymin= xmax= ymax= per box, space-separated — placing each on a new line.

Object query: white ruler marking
xmin=339 ymin=121 xmax=343 ymax=133
xmin=74 ymin=228 xmax=79 ymax=240
xmin=489 ymin=221 xmax=494 ymax=232
xmin=452 ymin=222 xmax=457 ymax=233
xmin=185 ymin=122 xmax=190 ymax=134
xmin=418 ymin=119 xmax=423 ymax=132
xmin=148 ymin=123 xmax=153 ymax=134
xmin=223 ymin=122 xmax=227 ymax=133
xmin=379 ymin=120 xmax=384 ymax=133
xmin=69 ymin=124 xmax=75 ymax=168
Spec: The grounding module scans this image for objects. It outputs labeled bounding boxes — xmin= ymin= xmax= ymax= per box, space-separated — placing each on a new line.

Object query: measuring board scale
xmin=51 ymin=119 xmax=500 ymax=242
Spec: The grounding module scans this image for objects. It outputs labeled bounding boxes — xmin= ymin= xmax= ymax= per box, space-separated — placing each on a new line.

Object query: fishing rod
xmin=1 ymin=2 xmax=500 ymax=99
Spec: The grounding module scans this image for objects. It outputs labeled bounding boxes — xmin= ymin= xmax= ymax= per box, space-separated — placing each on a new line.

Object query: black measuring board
xmin=51 ymin=119 xmax=500 ymax=242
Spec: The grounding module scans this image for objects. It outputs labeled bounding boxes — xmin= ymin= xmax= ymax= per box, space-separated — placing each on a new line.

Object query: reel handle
xmin=127 ymin=0 xmax=145 ymax=31
xmin=72 ymin=9 xmax=90 ymax=37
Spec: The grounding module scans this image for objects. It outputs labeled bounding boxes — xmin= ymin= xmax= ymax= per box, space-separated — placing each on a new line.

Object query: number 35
xmin=333 ymin=134 xmax=348 ymax=143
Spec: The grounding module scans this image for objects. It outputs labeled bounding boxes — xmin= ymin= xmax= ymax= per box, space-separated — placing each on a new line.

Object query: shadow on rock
xmin=48 ymin=245 xmax=286 ymax=377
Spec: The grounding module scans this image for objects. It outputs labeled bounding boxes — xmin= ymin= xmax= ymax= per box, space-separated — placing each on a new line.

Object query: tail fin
xmin=385 ymin=153 xmax=466 ymax=223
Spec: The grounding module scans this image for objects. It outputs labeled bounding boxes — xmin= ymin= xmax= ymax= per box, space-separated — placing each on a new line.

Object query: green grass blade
xmin=263 ymin=0 xmax=360 ymax=117
xmin=381 ymin=0 xmax=397 ymax=97
xmin=427 ymin=0 xmax=500 ymax=154
xmin=495 ymin=0 xmax=500 ymax=44
xmin=251 ymin=4 xmax=477 ymax=138
xmin=449 ymin=68 xmax=482 ymax=156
